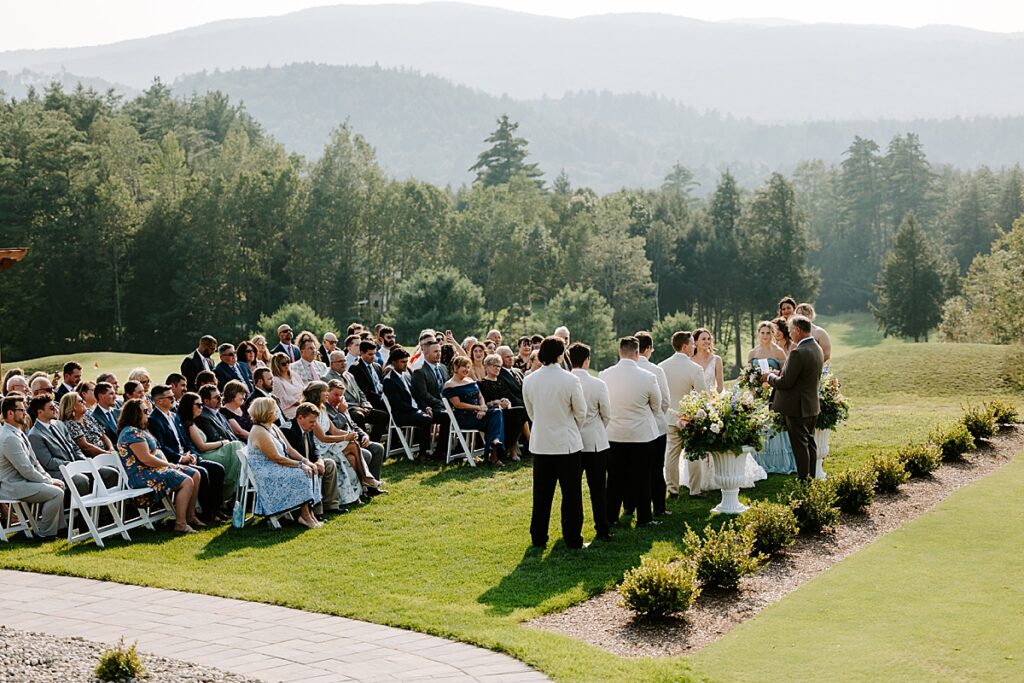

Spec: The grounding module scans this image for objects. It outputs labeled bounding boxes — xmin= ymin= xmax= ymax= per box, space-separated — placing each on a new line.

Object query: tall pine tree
xmin=469 ymin=114 xmax=544 ymax=188
xmin=873 ymin=212 xmax=946 ymax=341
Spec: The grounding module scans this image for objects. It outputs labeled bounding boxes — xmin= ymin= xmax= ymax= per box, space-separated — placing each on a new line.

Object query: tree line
xmin=1 ymin=82 xmax=1021 ymax=367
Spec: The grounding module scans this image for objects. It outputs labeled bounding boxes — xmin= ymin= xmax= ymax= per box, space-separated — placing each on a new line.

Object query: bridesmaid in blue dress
xmin=442 ymin=356 xmax=506 ymax=465
xmin=749 ymin=321 xmax=797 ymax=475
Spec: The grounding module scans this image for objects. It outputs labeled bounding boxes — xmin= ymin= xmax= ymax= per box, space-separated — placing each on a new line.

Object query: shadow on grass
xmin=197 ymin=523 xmax=307 ymax=560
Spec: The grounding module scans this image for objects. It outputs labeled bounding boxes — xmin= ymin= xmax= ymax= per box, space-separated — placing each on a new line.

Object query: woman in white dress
xmin=692 ymin=328 xmax=724 ymax=394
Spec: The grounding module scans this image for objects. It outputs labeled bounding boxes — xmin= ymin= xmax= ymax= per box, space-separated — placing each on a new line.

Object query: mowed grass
xmin=9 ymin=351 xmax=183 ymax=388
xmin=0 ymin=314 xmax=1020 ymax=682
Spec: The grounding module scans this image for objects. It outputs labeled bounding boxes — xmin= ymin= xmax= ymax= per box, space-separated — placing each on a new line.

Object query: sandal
xmin=174 ymin=524 xmax=196 ymax=534
xmin=187 ymin=517 xmax=208 ymax=528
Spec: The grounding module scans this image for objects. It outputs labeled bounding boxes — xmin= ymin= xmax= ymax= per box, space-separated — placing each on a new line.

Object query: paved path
xmin=0 ymin=569 xmax=549 ymax=683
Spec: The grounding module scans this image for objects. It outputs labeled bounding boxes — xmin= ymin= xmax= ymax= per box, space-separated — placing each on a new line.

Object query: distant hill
xmin=172 ymin=63 xmax=1024 ymax=191
xmin=2 ymin=2 xmax=1024 ymax=120
xmin=0 ymin=69 xmax=136 ymax=100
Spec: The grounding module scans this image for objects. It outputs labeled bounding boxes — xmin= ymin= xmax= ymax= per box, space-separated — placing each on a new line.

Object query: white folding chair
xmin=0 ymin=499 xmax=36 ymax=542
xmin=442 ymin=398 xmax=484 ymax=467
xmin=233 ymin=447 xmax=296 ymax=529
xmin=92 ymin=452 xmax=175 ymax=529
xmin=382 ymin=394 xmax=418 ymax=461
xmin=61 ymin=459 xmax=163 ymax=547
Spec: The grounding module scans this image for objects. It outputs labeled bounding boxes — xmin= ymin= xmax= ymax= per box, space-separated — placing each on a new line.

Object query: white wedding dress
xmin=679 ymin=356 xmax=767 ymax=493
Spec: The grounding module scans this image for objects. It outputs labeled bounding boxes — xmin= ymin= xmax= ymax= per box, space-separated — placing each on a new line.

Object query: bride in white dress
xmin=682 ymin=329 xmax=767 ymax=494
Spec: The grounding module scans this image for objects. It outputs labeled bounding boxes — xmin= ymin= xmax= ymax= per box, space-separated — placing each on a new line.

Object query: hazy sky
xmin=3 ymin=0 xmax=1023 ymax=51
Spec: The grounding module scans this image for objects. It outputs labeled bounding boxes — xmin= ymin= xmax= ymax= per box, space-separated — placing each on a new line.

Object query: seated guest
xmin=469 ymin=343 xmax=487 ymax=381
xmin=91 ymin=382 xmax=121 ymax=443
xmin=530 ymin=334 xmax=544 ymax=351
xmin=283 ymin=401 xmax=343 ymax=515
xmin=148 ymin=385 xmax=227 ymax=524
xmin=55 ymin=361 xmax=82 ymax=400
xmin=123 ymin=380 xmax=146 ymax=404
xmin=484 ymin=340 xmax=497 ymax=355
xmin=179 ymin=390 xmax=241 ymax=500
xmin=3 ymin=368 xmax=24 ymax=393
xmin=495 ymin=346 xmax=526 ymax=402
xmin=245 ymin=397 xmax=322 ymax=528
xmin=298 ymin=385 xmax=373 ymax=506
xmin=5 ymin=374 xmax=29 ymax=397
xmin=270 ymin=352 xmax=304 ymax=422
xmin=60 ymin=392 xmax=114 ymax=456
xmin=319 ymin=332 xmax=339 ymax=365
xmin=526 ymin=350 xmax=542 ymax=375
xmin=346 ymin=322 xmax=364 ymax=337
xmin=76 ymin=381 xmax=98 ymax=411
xmin=440 ymin=342 xmax=459 ymax=377
xmin=324 ymin=351 xmax=387 ymax=441
xmin=272 ymin=324 xmax=301 ymax=361
xmin=350 ymin=341 xmax=386 ymax=411
xmin=117 ymin=398 xmax=203 ymax=533
xmin=343 ymin=334 xmax=361 ymax=367
xmin=443 ymin=356 xmax=506 ymax=466
xmin=408 ymin=329 xmax=437 ymax=370
xmin=181 ymin=335 xmax=217 ymax=391
xmin=410 ymin=339 xmax=452 ymax=461
xmin=293 ymin=335 xmax=329 ymax=385
xmin=128 ymin=368 xmax=153 ymax=395
xmin=27 ymin=393 xmax=119 ymax=498
xmin=462 ymin=336 xmax=479 ymax=356
xmin=480 ymin=354 xmax=529 ymax=461
xmin=0 ymin=395 xmax=65 ymax=539
xmin=236 ymin=340 xmax=260 ymax=378
xmin=220 ymin=380 xmax=252 ymax=440
xmin=96 ymin=372 xmax=119 ymax=396
xmin=194 ymin=370 xmax=217 ymax=390
xmin=244 ymin=368 xmax=282 ymax=421
xmin=214 ymin=343 xmax=254 ymax=392
xmin=251 ymin=335 xmax=272 ymax=367
xmin=486 ymin=329 xmax=503 ymax=347
xmin=325 ymin=379 xmax=385 ymax=481
xmin=30 ymin=375 xmax=54 ymax=397
xmin=375 ymin=326 xmax=397 ymax=366
xmin=165 ymin=373 xmax=187 ymax=410
xmin=382 ymin=348 xmax=434 ymax=457
xmin=513 ymin=337 xmax=532 ymax=372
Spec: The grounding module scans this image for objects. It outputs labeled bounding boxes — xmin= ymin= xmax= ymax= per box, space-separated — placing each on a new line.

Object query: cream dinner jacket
xmin=659 ymin=352 xmax=709 ymax=427
xmin=637 ymin=355 xmax=671 ymax=436
xmin=522 ymin=364 xmax=586 ymax=454
xmin=570 ymin=368 xmax=611 ymax=452
xmin=598 ymin=358 xmax=661 ymax=443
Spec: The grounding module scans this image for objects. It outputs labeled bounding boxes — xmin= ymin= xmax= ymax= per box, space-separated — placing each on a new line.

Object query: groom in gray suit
xmin=764 ymin=315 xmax=824 ymax=480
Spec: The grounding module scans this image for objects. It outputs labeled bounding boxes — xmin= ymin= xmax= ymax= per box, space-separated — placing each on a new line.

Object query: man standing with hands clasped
xmin=762 ymin=315 xmax=824 ymax=480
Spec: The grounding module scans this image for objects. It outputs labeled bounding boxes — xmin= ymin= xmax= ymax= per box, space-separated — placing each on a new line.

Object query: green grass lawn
xmin=0 ymin=314 xmax=1019 ymax=682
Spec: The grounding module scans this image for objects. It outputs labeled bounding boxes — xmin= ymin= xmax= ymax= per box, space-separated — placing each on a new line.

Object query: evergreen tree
xmin=873 ymin=212 xmax=947 ymax=341
xmin=883 ymin=133 xmax=935 ymax=241
xmin=661 ymin=162 xmax=699 ymax=197
xmin=832 ymin=136 xmax=884 ymax=310
xmin=469 ymin=114 xmax=543 ymax=188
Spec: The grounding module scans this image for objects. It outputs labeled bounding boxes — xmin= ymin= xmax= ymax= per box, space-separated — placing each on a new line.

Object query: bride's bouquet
xmin=738 ymin=364 xmax=772 ymax=401
xmin=676 ymin=388 xmax=772 ymax=460
xmin=816 ymin=369 xmax=850 ymax=431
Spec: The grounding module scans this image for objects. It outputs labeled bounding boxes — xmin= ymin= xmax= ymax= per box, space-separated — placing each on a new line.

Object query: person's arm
xmin=251 ymin=427 xmax=310 ymax=476
xmin=226 ymin=414 xmax=250 ymax=440
xmin=28 ymin=432 xmax=65 ymax=474
xmin=127 ymin=439 xmax=171 ymax=469
xmin=598 ymin=383 xmax=612 ymax=428
xmin=188 ymin=424 xmax=226 ymax=453
xmin=571 ymin=377 xmax=587 ymax=429
xmin=647 ymin=375 xmax=662 ymax=416
xmin=76 ymin=436 xmax=107 ymax=457
xmin=714 ymin=356 xmax=724 ymax=393
xmin=312 ymin=417 xmax=347 ymax=444
xmin=747 ymin=348 xmax=756 ymax=362
xmin=3 ymin=436 xmax=53 ymax=484
xmin=767 ymin=349 xmax=805 ymax=391
xmin=817 ymin=328 xmax=832 ymax=363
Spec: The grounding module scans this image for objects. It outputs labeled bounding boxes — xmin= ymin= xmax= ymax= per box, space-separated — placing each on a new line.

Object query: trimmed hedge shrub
xmin=618 ymin=557 xmax=700 ymax=618
xmin=830 ymin=467 xmax=877 ymax=514
xmin=930 ymin=422 xmax=975 ymax=461
xmin=740 ymin=500 xmax=799 ymax=556
xmin=985 ymin=399 xmax=1020 ymax=427
xmin=961 ymin=405 xmax=997 ymax=441
xmin=898 ymin=443 xmax=942 ymax=478
xmin=683 ymin=522 xmax=765 ymax=590
xmin=95 ymin=638 xmax=145 ymax=682
xmin=783 ymin=478 xmax=840 ymax=534
xmin=871 ymin=454 xmax=909 ymax=493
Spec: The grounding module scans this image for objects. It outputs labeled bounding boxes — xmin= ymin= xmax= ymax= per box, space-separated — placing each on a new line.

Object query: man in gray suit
xmin=765 ymin=315 xmax=825 ymax=480
xmin=410 ymin=339 xmax=452 ymax=461
xmin=0 ymin=395 xmax=65 ymax=538
xmin=26 ymin=395 xmax=119 ymax=498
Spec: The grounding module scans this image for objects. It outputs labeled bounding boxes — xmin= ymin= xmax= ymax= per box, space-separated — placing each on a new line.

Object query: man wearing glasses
xmin=0 ymin=395 xmax=65 ymax=539
xmin=272 ymin=324 xmax=301 ymax=362
xmin=214 ymin=343 xmax=254 ymax=393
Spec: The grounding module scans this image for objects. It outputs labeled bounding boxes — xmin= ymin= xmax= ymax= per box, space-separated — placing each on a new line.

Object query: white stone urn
xmin=711 ymin=451 xmax=748 ymax=514
xmin=814 ymin=428 xmax=830 ymax=480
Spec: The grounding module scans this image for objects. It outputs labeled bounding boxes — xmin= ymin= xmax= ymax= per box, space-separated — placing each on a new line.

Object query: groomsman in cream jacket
xmin=599 ymin=336 xmax=663 ymax=528
xmin=659 ymin=331 xmax=709 ymax=497
xmin=635 ymin=331 xmax=672 ymax=516
xmin=567 ymin=342 xmax=613 ymax=541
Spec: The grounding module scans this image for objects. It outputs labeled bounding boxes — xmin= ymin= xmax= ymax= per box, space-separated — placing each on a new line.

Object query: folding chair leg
xmin=106 ymin=503 xmax=132 ymax=542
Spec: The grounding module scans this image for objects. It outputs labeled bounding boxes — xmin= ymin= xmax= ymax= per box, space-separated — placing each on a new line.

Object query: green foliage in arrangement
xmin=617 ymin=557 xmax=701 ymax=618
xmin=255 ymin=302 xmax=338 ymax=344
xmin=94 ymin=638 xmax=145 ymax=682
xmin=898 ymin=443 xmax=943 ymax=478
xmin=930 ymin=422 xmax=976 ymax=461
xmin=960 ymin=405 xmax=998 ymax=441
xmin=783 ymin=478 xmax=841 ymax=534
xmin=871 ymin=454 xmax=910 ymax=493
xmin=830 ymin=468 xmax=878 ymax=515
xmin=683 ymin=522 xmax=765 ymax=590
xmin=740 ymin=500 xmax=800 ymax=556
xmin=984 ymin=399 xmax=1020 ymax=426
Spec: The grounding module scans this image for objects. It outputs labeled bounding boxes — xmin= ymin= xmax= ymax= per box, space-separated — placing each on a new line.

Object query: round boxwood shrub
xmin=930 ymin=422 xmax=975 ymax=461
xmin=782 ymin=478 xmax=840 ymax=534
xmin=898 ymin=443 xmax=942 ymax=478
xmin=95 ymin=638 xmax=145 ymax=682
xmin=618 ymin=557 xmax=701 ymax=618
xmin=683 ymin=521 xmax=765 ymax=590
xmin=740 ymin=500 xmax=799 ymax=556
xmin=830 ymin=467 xmax=877 ymax=514
xmin=871 ymin=454 xmax=909 ymax=493
xmin=985 ymin=399 xmax=1020 ymax=427
xmin=961 ymin=405 xmax=997 ymax=441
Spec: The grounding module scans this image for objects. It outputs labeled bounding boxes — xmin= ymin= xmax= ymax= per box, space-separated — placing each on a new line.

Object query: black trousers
xmin=501 ymin=406 xmax=527 ymax=448
xmin=649 ymin=434 xmax=668 ymax=514
xmin=530 ymin=451 xmax=584 ymax=548
xmin=785 ymin=414 xmax=819 ymax=480
xmin=607 ymin=440 xmax=655 ymax=525
xmin=395 ymin=410 xmax=433 ymax=455
xmin=352 ymin=406 xmax=389 ymax=442
xmin=428 ymin=409 xmax=451 ymax=459
xmin=193 ymin=459 xmax=226 ymax=518
xmin=582 ymin=449 xmax=609 ymax=537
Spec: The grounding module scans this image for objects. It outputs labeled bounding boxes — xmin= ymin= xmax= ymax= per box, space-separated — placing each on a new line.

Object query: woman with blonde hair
xmin=270 ymin=352 xmax=304 ymax=422
xmin=251 ymin=335 xmax=272 ymax=367
xmin=60 ymin=391 xmax=114 ymax=456
xmin=443 ymin=356 xmax=506 ymax=466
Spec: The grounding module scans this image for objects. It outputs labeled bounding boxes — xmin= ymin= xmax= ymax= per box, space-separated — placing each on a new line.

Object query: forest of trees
xmin=1 ymin=82 xmax=1021 ymax=368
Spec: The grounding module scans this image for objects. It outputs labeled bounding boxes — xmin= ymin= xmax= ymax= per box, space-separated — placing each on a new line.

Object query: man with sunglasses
xmin=0 ymin=395 xmax=65 ymax=539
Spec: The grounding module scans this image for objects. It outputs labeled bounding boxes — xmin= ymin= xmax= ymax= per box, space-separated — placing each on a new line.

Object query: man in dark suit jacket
xmin=410 ymin=339 xmax=452 ymax=460
xmin=54 ymin=361 xmax=82 ymax=401
xmin=181 ymin=335 xmax=218 ymax=391
xmin=148 ymin=384 xmax=227 ymax=521
xmin=214 ymin=343 xmax=254 ymax=392
xmin=319 ymin=332 xmax=339 ymax=365
xmin=765 ymin=315 xmax=825 ymax=481
xmin=382 ymin=348 xmax=433 ymax=456
xmin=195 ymin=385 xmax=240 ymax=443
xmin=91 ymin=382 xmax=121 ymax=443
xmin=350 ymin=340 xmax=387 ymax=411
xmin=243 ymin=368 xmax=283 ymax=426
xmin=271 ymin=324 xmax=301 ymax=362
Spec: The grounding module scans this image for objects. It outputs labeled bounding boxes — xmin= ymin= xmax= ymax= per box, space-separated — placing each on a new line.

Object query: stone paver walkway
xmin=0 ymin=569 xmax=549 ymax=683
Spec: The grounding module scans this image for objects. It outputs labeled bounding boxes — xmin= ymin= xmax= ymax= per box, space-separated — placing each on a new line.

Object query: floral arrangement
xmin=677 ymin=388 xmax=772 ymax=460
xmin=738 ymin=364 xmax=772 ymax=401
xmin=816 ymin=369 xmax=850 ymax=430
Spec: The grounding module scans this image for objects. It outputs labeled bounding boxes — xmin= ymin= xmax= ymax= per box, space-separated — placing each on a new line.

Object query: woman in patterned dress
xmin=60 ymin=391 xmax=114 ymax=456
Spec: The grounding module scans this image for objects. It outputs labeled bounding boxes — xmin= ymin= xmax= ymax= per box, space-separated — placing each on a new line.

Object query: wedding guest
xmin=553 ymin=327 xmax=573 ymax=370
xmin=319 ymin=332 xmax=339 ymax=365
xmin=5 ymin=374 xmax=29 ymax=397
xmin=773 ymin=316 xmax=793 ymax=357
xmin=692 ymin=328 xmax=724 ymax=393
xmin=181 ymin=335 xmax=217 ymax=391
xmin=523 ymin=336 xmax=586 ymax=549
xmin=219 ymin=380 xmax=253 ymax=440
xmin=27 ymin=394 xmax=118 ymax=498
xmin=116 ymin=398 xmax=202 ymax=533
xmin=55 ymin=361 xmax=82 ymax=401
xmin=514 ymin=336 xmax=532 ymax=372
xmin=214 ymin=343 xmax=254 ymax=392
xmin=195 ymin=371 xmax=217 ymax=389
xmin=382 ymin=348 xmax=434 ymax=457
xmin=443 ymin=356 xmax=506 ymax=466
xmin=486 ymin=329 xmax=503 ymax=347
xmin=165 ymin=374 xmax=187 ymax=408
xmin=272 ymin=324 xmax=301 ymax=361
xmin=76 ymin=381 xmax=98 ymax=411
xmin=302 ymin=382 xmax=378 ymax=504
xmin=461 ymin=336 xmax=479 ymax=356
xmin=526 ymin=350 xmax=542 ymax=375
xmin=480 ymin=353 xmax=527 ymax=461
xmin=375 ymin=326 xmax=397 ymax=366
xmin=325 ymin=379 xmax=385 ymax=480
xmin=778 ymin=296 xmax=797 ymax=320
xmin=180 ymin=389 xmax=242 ymax=500
xmin=795 ymin=303 xmax=832 ymax=363
xmin=283 ymin=402 xmax=343 ymax=517
xmin=636 ymin=331 xmax=671 ymax=516
xmin=2 ymin=368 xmax=24 ymax=394
xmin=60 ymin=391 xmax=114 ymax=456
xmin=251 ymin=335 xmax=272 ymax=367
xmin=440 ymin=342 xmax=459 ymax=377
xmin=407 ymin=329 xmax=437 ymax=371
xmin=236 ymin=340 xmax=261 ymax=376
xmin=344 ymin=334 xmax=362 ymax=367
xmin=128 ymin=368 xmax=152 ymax=394
xmin=469 ymin=343 xmax=487 ymax=381
xmin=0 ymin=395 xmax=65 ymax=539
xmin=659 ymin=331 xmax=710 ymax=498
xmin=245 ymin=397 xmax=321 ymax=528
xmin=530 ymin=334 xmax=544 ymax=351
xmin=350 ymin=341 xmax=387 ymax=411
xmin=293 ymin=336 xmax=329 ymax=385
xmin=568 ymin=342 xmax=612 ymax=541
xmin=30 ymin=375 xmax=54 ymax=397
xmin=123 ymin=380 xmax=146 ymax=404
xmin=410 ymin=339 xmax=452 ymax=460
xmin=325 ymin=351 xmax=387 ymax=441
xmin=748 ymin=321 xmax=788 ymax=366
xmin=91 ymin=382 xmax=120 ymax=443
xmin=271 ymin=352 xmax=305 ymax=421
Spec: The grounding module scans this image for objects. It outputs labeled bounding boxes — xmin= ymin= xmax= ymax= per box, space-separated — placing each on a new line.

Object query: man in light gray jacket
xmin=568 ymin=342 xmax=613 ymax=541
xmin=0 ymin=395 xmax=65 ymax=538
xmin=659 ymin=331 xmax=709 ymax=497
xmin=27 ymin=394 xmax=119 ymax=498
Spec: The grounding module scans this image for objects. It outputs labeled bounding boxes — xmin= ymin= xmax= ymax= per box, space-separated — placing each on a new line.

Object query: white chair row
xmin=232 ymin=446 xmax=308 ymax=529
xmin=0 ymin=499 xmax=37 ymax=542
xmin=382 ymin=395 xmax=486 ymax=467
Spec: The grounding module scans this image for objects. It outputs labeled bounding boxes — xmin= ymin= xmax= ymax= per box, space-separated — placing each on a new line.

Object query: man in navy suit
xmin=147 ymin=384 xmax=226 ymax=522
xmin=214 ymin=343 xmax=254 ymax=392
xmin=271 ymin=324 xmax=301 ymax=362
xmin=350 ymin=340 xmax=387 ymax=411
xmin=181 ymin=335 xmax=218 ymax=391
xmin=410 ymin=339 xmax=452 ymax=460
xmin=91 ymin=381 xmax=121 ymax=443
xmin=382 ymin=348 xmax=433 ymax=456
xmin=54 ymin=361 xmax=82 ymax=401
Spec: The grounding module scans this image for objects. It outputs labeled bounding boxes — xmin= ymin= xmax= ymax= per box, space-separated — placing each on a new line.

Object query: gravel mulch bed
xmin=528 ymin=425 xmax=1024 ymax=658
xmin=0 ymin=625 xmax=261 ymax=683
